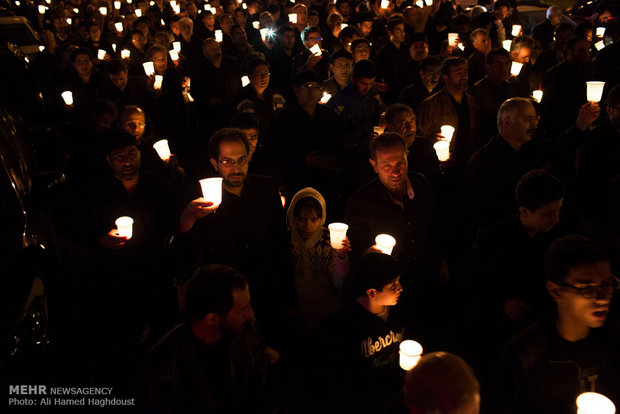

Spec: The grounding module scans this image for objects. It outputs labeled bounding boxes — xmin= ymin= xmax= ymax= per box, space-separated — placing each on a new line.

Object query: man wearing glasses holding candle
xmin=491 ymin=235 xmax=620 ymax=413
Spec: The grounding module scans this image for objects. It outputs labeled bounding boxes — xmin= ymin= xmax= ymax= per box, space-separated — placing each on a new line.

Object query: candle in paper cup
xmin=586 ymin=81 xmax=605 ymax=102
xmin=170 ymin=0 xmax=176 ymax=7
xmin=38 ymin=5 xmax=45 ymax=13
xmin=576 ymin=392 xmax=615 ymax=414
xmin=112 ymin=43 xmax=117 ymax=52
xmin=341 ymin=23 xmax=348 ymax=28
xmin=121 ymin=49 xmax=130 ymax=59
xmin=135 ymin=8 xmax=141 ymax=17
xmin=154 ymin=75 xmax=163 ymax=90
xmin=381 ymin=0 xmax=389 ymax=9
xmin=252 ymin=21 xmax=260 ymax=29
xmin=242 ymin=3 xmax=247 ymax=9
xmin=143 ymin=61 xmax=155 ymax=76
xmin=169 ymin=50 xmax=179 ymax=61
xmin=319 ymin=91 xmax=332 ymax=104
xmin=373 ymin=125 xmax=385 ymax=135
xmin=241 ymin=75 xmax=250 ymax=87
xmin=260 ymin=28 xmax=268 ymax=41
xmin=172 ymin=41 xmax=181 ymax=52
xmin=424 ymin=0 xmax=432 ymax=6
xmin=215 ymin=29 xmax=223 ymax=42
xmin=127 ymin=0 xmax=131 ymax=3
xmin=172 ymin=4 xmax=180 ymax=13
xmin=199 ymin=177 xmax=223 ymax=206
xmin=457 ymin=42 xmax=464 ymax=51
xmin=115 ymin=216 xmax=134 ymax=239
xmin=61 ymin=91 xmax=73 ymax=105
xmin=39 ymin=45 xmax=45 ymax=52
xmin=115 ymin=22 xmax=123 ymax=32
xmin=399 ymin=340 xmax=423 ymax=371
xmin=433 ymin=140 xmax=450 ymax=161
xmin=596 ymin=27 xmax=606 ymax=37
xmin=114 ymin=1 xmax=121 ymax=9
xmin=375 ymin=234 xmax=396 ymax=255
xmin=416 ymin=0 xmax=423 ymax=7
xmin=153 ymin=139 xmax=171 ymax=161
xmin=328 ymin=223 xmax=349 ymax=249
xmin=97 ymin=49 xmax=106 ymax=60
xmin=502 ymin=39 xmax=512 ymax=51
xmin=310 ymin=43 xmax=322 ymax=56
xmin=99 ymin=6 xmax=107 ymax=15
xmin=440 ymin=125 xmax=455 ymax=142
xmin=66 ymin=17 xmax=72 ymax=25
xmin=73 ymin=7 xmax=78 ymax=13
xmin=448 ymin=33 xmax=458 ymax=46
xmin=288 ymin=13 xmax=297 ymax=23
xmin=595 ymin=40 xmax=605 ymax=51
xmin=510 ymin=61 xmax=523 ymax=76
xmin=532 ymin=90 xmax=543 ymax=103
xmin=511 ymin=25 xmax=521 ymax=37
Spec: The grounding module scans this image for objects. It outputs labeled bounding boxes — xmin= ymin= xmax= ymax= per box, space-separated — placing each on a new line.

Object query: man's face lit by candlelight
xmin=107 ymin=145 xmax=140 ymax=181
xmin=122 ymin=111 xmax=146 ymax=141
xmin=210 ymin=140 xmax=249 ymax=190
xmin=369 ymin=143 xmax=408 ymax=196
xmin=73 ymin=53 xmax=93 ymax=79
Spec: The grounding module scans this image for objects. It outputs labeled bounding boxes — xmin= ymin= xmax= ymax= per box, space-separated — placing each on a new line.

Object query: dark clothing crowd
xmin=4 ymin=0 xmax=620 ymax=413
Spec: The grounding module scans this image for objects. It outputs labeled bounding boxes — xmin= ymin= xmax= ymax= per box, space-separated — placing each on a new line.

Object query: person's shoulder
xmin=350 ymin=178 xmax=382 ymax=200
xmin=501 ymin=318 xmax=555 ymax=368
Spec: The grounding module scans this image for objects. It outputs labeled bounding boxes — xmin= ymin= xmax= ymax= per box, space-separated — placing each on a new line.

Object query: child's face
xmin=294 ymin=208 xmax=321 ymax=241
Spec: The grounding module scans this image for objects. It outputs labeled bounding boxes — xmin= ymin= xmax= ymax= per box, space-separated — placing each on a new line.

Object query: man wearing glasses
xmin=491 ymin=235 xmax=620 ymax=413
xmin=293 ymin=26 xmax=328 ymax=79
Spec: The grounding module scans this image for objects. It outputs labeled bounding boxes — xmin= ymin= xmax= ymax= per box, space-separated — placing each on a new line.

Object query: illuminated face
xmin=373 ymin=276 xmax=403 ymax=306
xmin=151 ymin=51 xmax=167 ymax=74
xmin=330 ymin=57 xmax=352 ymax=85
xmin=109 ymin=70 xmax=129 ymax=91
xmin=387 ymin=111 xmax=416 ymax=147
xmin=73 ymin=53 xmax=93 ymax=78
xmin=520 ymin=199 xmax=562 ymax=234
xmin=444 ymin=63 xmax=468 ymax=92
xmin=294 ymin=207 xmax=322 ymax=241
xmin=353 ymin=44 xmax=371 ymax=62
xmin=211 ymin=140 xmax=249 ymax=189
xmin=239 ymin=128 xmax=259 ymax=160
xmin=410 ymin=41 xmax=429 ymax=61
xmin=390 ymin=23 xmax=406 ymax=44
xmin=358 ymin=21 xmax=373 ymax=37
xmin=511 ymin=47 xmax=531 ymax=64
xmin=203 ymin=40 xmax=222 ymax=65
xmin=304 ymin=31 xmax=321 ymax=50
xmin=106 ymin=146 xmax=140 ymax=181
xmin=223 ymin=285 xmax=255 ymax=332
xmin=473 ymin=33 xmax=491 ymax=54
xmin=250 ymin=64 xmax=270 ymax=94
xmin=420 ymin=65 xmax=440 ymax=90
xmin=550 ymin=261 xmax=614 ymax=330
xmin=370 ymin=144 xmax=408 ymax=196
xmin=506 ymin=103 xmax=538 ymax=142
xmin=122 ymin=112 xmax=146 ymax=140
xmin=88 ymin=25 xmax=101 ymax=42
xmin=352 ymin=76 xmax=374 ymax=96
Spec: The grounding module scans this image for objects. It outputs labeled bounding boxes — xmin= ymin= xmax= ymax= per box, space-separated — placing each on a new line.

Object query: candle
xmin=154 ymin=74 xmax=163 ymax=90
xmin=373 ymin=126 xmax=385 ymax=135
xmin=199 ymin=177 xmax=223 ymax=207
xmin=39 ymin=45 xmax=45 ymax=52
xmin=457 ymin=42 xmax=464 ymax=51
xmin=112 ymin=43 xmax=117 ymax=51
xmin=576 ymin=392 xmax=615 ymax=414
xmin=424 ymin=0 xmax=432 ymax=5
xmin=169 ymin=50 xmax=179 ymax=61
xmin=66 ymin=18 xmax=72 ymax=25
xmin=241 ymin=75 xmax=250 ymax=87
xmin=310 ymin=44 xmax=322 ymax=56
xmin=586 ymin=81 xmax=605 ymax=102
xmin=215 ymin=29 xmax=223 ymax=42
xmin=416 ymin=0 xmax=423 ymax=7
xmin=399 ymin=340 xmax=423 ymax=371
xmin=381 ymin=0 xmax=389 ymax=9
xmin=288 ymin=13 xmax=297 ymax=24
xmin=170 ymin=0 xmax=176 ymax=7
xmin=61 ymin=91 xmax=73 ymax=105
xmin=341 ymin=23 xmax=348 ymax=29
xmin=595 ymin=40 xmax=605 ymax=51
xmin=143 ymin=61 xmax=155 ymax=76
xmin=440 ymin=125 xmax=455 ymax=142
xmin=375 ymin=234 xmax=396 ymax=255
xmin=596 ymin=27 xmax=606 ymax=37
xmin=532 ymin=90 xmax=543 ymax=103
xmin=172 ymin=41 xmax=181 ymax=52
xmin=115 ymin=216 xmax=134 ymax=239
xmin=260 ymin=28 xmax=268 ymax=41
xmin=38 ymin=5 xmax=45 ymax=13
xmin=15 ymin=1 xmax=20 ymax=5
xmin=319 ymin=91 xmax=332 ymax=104
xmin=172 ymin=4 xmax=180 ymax=14
xmin=73 ymin=7 xmax=78 ymax=13
xmin=448 ymin=33 xmax=458 ymax=47
xmin=252 ymin=21 xmax=260 ymax=29
xmin=328 ymin=223 xmax=348 ymax=249
xmin=114 ymin=1 xmax=121 ymax=10
xmin=510 ymin=61 xmax=523 ymax=76
xmin=242 ymin=3 xmax=247 ymax=9
xmin=511 ymin=24 xmax=521 ymax=37
xmin=502 ymin=39 xmax=512 ymax=51
xmin=153 ymin=139 xmax=171 ymax=161
xmin=433 ymin=140 xmax=450 ymax=161
xmin=121 ymin=49 xmax=130 ymax=59
xmin=99 ymin=6 xmax=107 ymax=15
xmin=135 ymin=8 xmax=141 ymax=17
xmin=115 ymin=22 xmax=123 ymax=32
xmin=97 ymin=49 xmax=106 ymax=60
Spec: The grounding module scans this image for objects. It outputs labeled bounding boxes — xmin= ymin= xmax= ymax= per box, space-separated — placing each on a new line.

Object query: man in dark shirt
xmin=96 ymin=59 xmax=151 ymax=110
xmin=397 ymin=56 xmax=441 ymax=112
xmin=376 ymin=17 xmax=410 ymax=103
xmin=266 ymin=25 xmax=296 ymax=100
xmin=467 ymin=28 xmax=491 ymax=87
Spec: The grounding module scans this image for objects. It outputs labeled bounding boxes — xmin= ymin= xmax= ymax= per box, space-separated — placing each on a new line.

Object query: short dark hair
xmin=277 ymin=24 xmax=294 ymax=36
xmin=230 ymin=112 xmax=260 ymax=131
xmin=545 ymin=235 xmax=609 ymax=283
xmin=301 ymin=26 xmax=320 ymax=42
xmin=420 ymin=56 xmax=441 ymax=72
xmin=358 ymin=12 xmax=374 ymax=24
xmin=486 ymin=47 xmax=510 ymax=65
xmin=350 ymin=38 xmax=371 ymax=53
xmin=607 ymin=85 xmax=620 ymax=108
xmin=555 ymin=22 xmax=574 ymax=36
xmin=410 ymin=32 xmax=428 ymax=45
xmin=351 ymin=253 xmax=402 ymax=297
xmin=244 ymin=53 xmax=269 ymax=75
xmin=293 ymin=196 xmax=322 ymax=218
xmin=369 ymin=132 xmax=406 ymax=160
xmin=107 ymin=59 xmax=128 ymax=75
xmin=208 ymin=127 xmax=250 ymax=160
xmin=146 ymin=44 xmax=167 ymax=60
xmin=329 ymin=48 xmax=353 ymax=64
xmin=351 ymin=59 xmax=376 ymax=80
xmin=186 ymin=265 xmax=248 ymax=320
xmin=90 ymin=99 xmax=118 ymax=120
xmin=566 ymin=35 xmax=589 ymax=51
xmin=338 ymin=25 xmax=362 ymax=45
xmin=440 ymin=56 xmax=467 ymax=77
xmin=70 ymin=47 xmax=92 ymax=62
xmin=385 ymin=103 xmax=414 ymax=125
xmin=515 ymin=169 xmax=565 ymax=212
xmin=387 ymin=15 xmax=405 ymax=33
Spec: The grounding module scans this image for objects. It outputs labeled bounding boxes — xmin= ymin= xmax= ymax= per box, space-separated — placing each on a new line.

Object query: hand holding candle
xmin=328 ymin=223 xmax=349 ymax=250
xmin=586 ymin=81 xmax=605 ymax=102
xmin=199 ymin=177 xmax=223 ymax=207
xmin=440 ymin=125 xmax=454 ymax=143
xmin=115 ymin=216 xmax=134 ymax=239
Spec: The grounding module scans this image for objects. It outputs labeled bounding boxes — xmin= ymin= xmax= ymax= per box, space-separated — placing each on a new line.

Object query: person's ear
xmin=204 ymin=312 xmax=221 ymax=326
xmin=546 ymin=281 xmax=562 ymax=301
xmin=519 ymin=206 xmax=529 ymax=218
xmin=369 ymin=157 xmax=379 ymax=173
xmin=366 ymin=288 xmax=377 ymax=299
xmin=106 ymin=155 xmax=112 ymax=167
xmin=210 ymin=157 xmax=218 ymax=172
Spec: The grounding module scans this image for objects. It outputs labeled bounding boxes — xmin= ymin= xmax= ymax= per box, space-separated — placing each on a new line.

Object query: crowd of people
xmin=5 ymin=0 xmax=620 ymax=412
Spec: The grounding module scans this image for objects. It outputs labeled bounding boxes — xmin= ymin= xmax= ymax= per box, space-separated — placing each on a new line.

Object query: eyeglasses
xmin=219 ymin=156 xmax=248 ymax=167
xmin=302 ymin=82 xmax=322 ymax=90
xmin=558 ymin=276 xmax=619 ymax=299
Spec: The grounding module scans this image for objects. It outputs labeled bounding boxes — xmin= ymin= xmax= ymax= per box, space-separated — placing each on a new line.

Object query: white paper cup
xmin=121 ymin=49 xmax=130 ymax=59
xmin=97 ymin=49 xmax=106 ymax=60
xmin=532 ymin=90 xmax=543 ymax=103
xmin=381 ymin=0 xmax=389 ymax=9
xmin=114 ymin=1 xmax=121 ymax=10
xmin=38 ymin=5 xmax=46 ymax=14
xmin=153 ymin=139 xmax=171 ymax=160
xmin=586 ymin=81 xmax=605 ymax=102
xmin=399 ymin=340 xmax=423 ymax=371
xmin=448 ymin=33 xmax=458 ymax=47
xmin=154 ymin=75 xmax=163 ymax=90
xmin=328 ymin=223 xmax=348 ymax=249
xmin=99 ymin=6 xmax=107 ymax=15
xmin=135 ymin=9 xmax=142 ymax=17
xmin=215 ymin=29 xmax=223 ymax=42
xmin=143 ymin=61 xmax=155 ymax=76
xmin=260 ymin=28 xmax=268 ymax=41
xmin=503 ymin=39 xmax=512 ymax=51
xmin=115 ymin=22 xmax=123 ymax=32
xmin=595 ymin=40 xmax=605 ymax=51
xmin=169 ymin=50 xmax=179 ymax=61
xmin=252 ymin=21 xmax=260 ymax=29
xmin=241 ymin=75 xmax=250 ymax=87
xmin=319 ymin=92 xmax=332 ymax=104
xmin=576 ymin=392 xmax=615 ymax=414
xmin=115 ymin=216 xmax=134 ymax=239
xmin=173 ymin=41 xmax=181 ymax=52
xmin=440 ymin=125 xmax=455 ymax=142
xmin=199 ymin=177 xmax=223 ymax=207
xmin=288 ymin=13 xmax=297 ymax=24
xmin=61 ymin=91 xmax=73 ymax=105
xmin=511 ymin=25 xmax=521 ymax=37
xmin=433 ymin=140 xmax=450 ymax=162
xmin=596 ymin=27 xmax=606 ymax=37
xmin=310 ymin=44 xmax=322 ymax=56
xmin=416 ymin=0 xmax=423 ymax=7
xmin=375 ymin=234 xmax=396 ymax=255
xmin=510 ymin=61 xmax=523 ymax=76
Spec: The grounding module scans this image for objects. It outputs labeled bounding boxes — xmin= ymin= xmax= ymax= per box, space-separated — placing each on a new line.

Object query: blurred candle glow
xmin=260 ymin=28 xmax=268 ymax=41
xmin=38 ymin=5 xmax=45 ymax=13
xmin=457 ymin=42 xmax=464 ymax=51
xmin=310 ymin=44 xmax=322 ymax=56
xmin=399 ymin=340 xmax=423 ymax=371
xmin=319 ymin=91 xmax=332 ymax=104
xmin=375 ymin=234 xmax=396 ymax=255
xmin=115 ymin=216 xmax=134 ymax=239
xmin=153 ymin=139 xmax=171 ymax=161
xmin=328 ymin=223 xmax=348 ymax=249
xmin=586 ymin=81 xmax=605 ymax=102
xmin=448 ymin=33 xmax=458 ymax=46
xmin=99 ymin=6 xmax=107 ymax=15
xmin=135 ymin=9 xmax=141 ymax=17
xmin=252 ymin=21 xmax=260 ymax=29
xmin=115 ymin=22 xmax=123 ymax=32
xmin=532 ymin=90 xmax=543 ymax=103
xmin=169 ymin=50 xmax=179 ymax=61
xmin=595 ymin=40 xmax=605 ymax=50
xmin=576 ymin=392 xmax=615 ymax=414
xmin=61 ymin=91 xmax=73 ymax=105
xmin=143 ymin=61 xmax=155 ymax=76
xmin=433 ymin=140 xmax=450 ymax=161
xmin=121 ymin=49 xmax=130 ymax=59
xmin=173 ymin=41 xmax=181 ymax=52
xmin=199 ymin=177 xmax=223 ymax=206
xmin=215 ymin=29 xmax=223 ymax=42
xmin=416 ymin=0 xmax=423 ymax=7
xmin=503 ymin=39 xmax=512 ymax=51
xmin=511 ymin=25 xmax=521 ymax=37
xmin=97 ymin=49 xmax=106 ymax=60
xmin=66 ymin=17 xmax=72 ymax=25
xmin=596 ymin=27 xmax=606 ymax=37
xmin=154 ymin=75 xmax=163 ymax=90
xmin=288 ymin=13 xmax=297 ymax=23
xmin=440 ymin=125 xmax=455 ymax=142
xmin=381 ymin=0 xmax=389 ymax=9
xmin=424 ymin=0 xmax=432 ymax=5
xmin=114 ymin=1 xmax=121 ymax=9
xmin=39 ymin=45 xmax=45 ymax=52
xmin=510 ymin=61 xmax=523 ymax=76
xmin=241 ymin=75 xmax=250 ymax=87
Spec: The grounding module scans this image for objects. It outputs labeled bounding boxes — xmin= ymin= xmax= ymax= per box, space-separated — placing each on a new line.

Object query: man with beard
xmin=173 ymin=128 xmax=293 ymax=345
xmin=144 ymin=265 xmax=278 ymax=413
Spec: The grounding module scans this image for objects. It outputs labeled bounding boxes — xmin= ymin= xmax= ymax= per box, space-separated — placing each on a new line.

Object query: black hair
xmin=385 ymin=103 xmax=414 ymax=125
xmin=351 ymin=253 xmax=402 ymax=297
xmin=293 ymin=196 xmax=322 ymax=218
xmin=243 ymin=53 xmax=270 ymax=75
xmin=230 ymin=112 xmax=260 ymax=131
xmin=329 ymin=48 xmax=353 ymax=64
xmin=186 ymin=265 xmax=248 ymax=320
xmin=515 ymin=169 xmax=565 ymax=212
xmin=440 ymin=56 xmax=467 ymax=77
xmin=410 ymin=32 xmax=428 ymax=45
xmin=350 ymin=37 xmax=371 ymax=52
xmin=420 ymin=56 xmax=441 ymax=72
xmin=357 ymin=12 xmax=374 ymax=24
xmin=351 ymin=59 xmax=376 ymax=79
xmin=545 ymin=235 xmax=609 ymax=283
xmin=369 ymin=132 xmax=406 ymax=160
xmin=107 ymin=59 xmax=128 ymax=75
xmin=276 ymin=24 xmax=295 ymax=36
xmin=301 ymin=26 xmax=320 ymax=42
xmin=70 ymin=47 xmax=92 ymax=62
xmin=208 ymin=127 xmax=250 ymax=160
xmin=90 ymin=99 xmax=118 ymax=119
xmin=566 ymin=35 xmax=589 ymax=51
xmin=338 ymin=25 xmax=362 ymax=45
xmin=387 ymin=15 xmax=405 ymax=33
xmin=486 ymin=47 xmax=510 ymax=65
xmin=555 ymin=22 xmax=574 ymax=35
